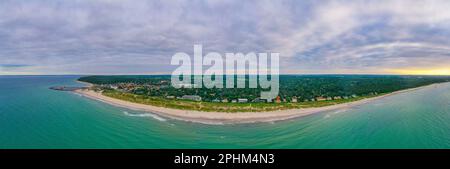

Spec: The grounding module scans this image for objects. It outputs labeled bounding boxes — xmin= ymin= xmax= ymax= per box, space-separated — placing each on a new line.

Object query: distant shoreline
xmin=74 ymin=81 xmax=444 ymax=125
xmin=76 ymin=80 xmax=93 ymax=87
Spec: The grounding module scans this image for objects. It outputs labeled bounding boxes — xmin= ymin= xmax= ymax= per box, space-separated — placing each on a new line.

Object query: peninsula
xmin=74 ymin=75 xmax=450 ymax=124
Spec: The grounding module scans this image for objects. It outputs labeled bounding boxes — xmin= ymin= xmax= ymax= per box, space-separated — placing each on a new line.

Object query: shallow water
xmin=1 ymin=76 xmax=450 ymax=148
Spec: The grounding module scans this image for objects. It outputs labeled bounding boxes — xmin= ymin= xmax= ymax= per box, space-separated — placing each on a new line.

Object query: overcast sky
xmin=1 ymin=0 xmax=450 ymax=75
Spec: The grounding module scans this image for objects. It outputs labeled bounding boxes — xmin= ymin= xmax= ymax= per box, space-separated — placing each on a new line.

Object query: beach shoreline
xmin=73 ymin=82 xmax=444 ymax=125
xmin=76 ymin=80 xmax=93 ymax=87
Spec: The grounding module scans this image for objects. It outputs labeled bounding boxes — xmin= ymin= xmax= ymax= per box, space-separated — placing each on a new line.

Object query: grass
xmin=101 ymin=89 xmax=380 ymax=112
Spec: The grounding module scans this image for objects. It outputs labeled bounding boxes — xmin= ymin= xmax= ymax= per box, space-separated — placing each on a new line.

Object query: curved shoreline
xmin=73 ymin=82 xmax=444 ymax=125
xmin=75 ymin=80 xmax=93 ymax=87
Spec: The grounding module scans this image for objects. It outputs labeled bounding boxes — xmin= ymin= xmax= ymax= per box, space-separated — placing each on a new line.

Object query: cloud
xmin=0 ymin=64 xmax=31 ymax=68
xmin=0 ymin=0 xmax=450 ymax=75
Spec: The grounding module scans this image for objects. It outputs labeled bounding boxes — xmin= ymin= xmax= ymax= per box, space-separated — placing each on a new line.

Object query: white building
xmin=238 ymin=98 xmax=248 ymax=103
xmin=181 ymin=95 xmax=202 ymax=101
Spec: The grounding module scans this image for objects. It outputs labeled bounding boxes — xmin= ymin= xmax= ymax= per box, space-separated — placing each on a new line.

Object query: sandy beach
xmin=74 ymin=83 xmax=442 ymax=125
xmin=76 ymin=80 xmax=93 ymax=87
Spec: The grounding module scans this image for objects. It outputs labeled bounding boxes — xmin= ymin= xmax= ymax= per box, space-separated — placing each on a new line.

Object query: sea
xmin=1 ymin=75 xmax=450 ymax=148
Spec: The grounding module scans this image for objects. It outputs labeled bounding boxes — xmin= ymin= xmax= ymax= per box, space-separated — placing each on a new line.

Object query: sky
xmin=1 ymin=0 xmax=450 ymax=75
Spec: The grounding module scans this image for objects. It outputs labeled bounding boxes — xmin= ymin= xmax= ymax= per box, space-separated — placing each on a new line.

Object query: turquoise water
xmin=1 ymin=76 xmax=450 ymax=148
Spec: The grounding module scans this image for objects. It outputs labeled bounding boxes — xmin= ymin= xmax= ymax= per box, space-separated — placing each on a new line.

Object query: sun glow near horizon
xmin=387 ymin=68 xmax=450 ymax=76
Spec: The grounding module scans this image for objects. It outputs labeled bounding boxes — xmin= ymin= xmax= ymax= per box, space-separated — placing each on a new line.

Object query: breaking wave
xmin=123 ymin=111 xmax=167 ymax=121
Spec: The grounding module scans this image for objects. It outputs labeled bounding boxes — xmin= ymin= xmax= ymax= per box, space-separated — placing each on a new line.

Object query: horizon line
xmin=1 ymin=73 xmax=450 ymax=76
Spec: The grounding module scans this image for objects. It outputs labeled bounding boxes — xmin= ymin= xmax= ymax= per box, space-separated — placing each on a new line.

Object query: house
xmin=275 ymin=96 xmax=281 ymax=103
xmin=334 ymin=96 xmax=342 ymax=100
xmin=159 ymin=80 xmax=169 ymax=85
xmin=110 ymin=85 xmax=118 ymax=90
xmin=181 ymin=95 xmax=202 ymax=101
xmin=212 ymin=99 xmax=221 ymax=102
xmin=238 ymin=98 xmax=248 ymax=103
xmin=231 ymin=99 xmax=237 ymax=103
xmin=222 ymin=98 xmax=229 ymax=103
xmin=316 ymin=96 xmax=327 ymax=101
xmin=166 ymin=96 xmax=175 ymax=99
xmin=173 ymin=83 xmax=198 ymax=88
xmin=252 ymin=98 xmax=266 ymax=103
xmin=291 ymin=96 xmax=298 ymax=103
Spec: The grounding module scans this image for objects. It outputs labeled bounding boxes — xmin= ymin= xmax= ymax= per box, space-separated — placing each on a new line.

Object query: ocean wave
xmin=324 ymin=109 xmax=350 ymax=118
xmin=333 ymin=108 xmax=349 ymax=114
xmin=72 ymin=93 xmax=82 ymax=97
xmin=123 ymin=111 xmax=167 ymax=121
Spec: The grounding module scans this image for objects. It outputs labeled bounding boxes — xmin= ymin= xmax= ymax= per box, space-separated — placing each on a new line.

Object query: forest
xmin=78 ymin=75 xmax=450 ymax=103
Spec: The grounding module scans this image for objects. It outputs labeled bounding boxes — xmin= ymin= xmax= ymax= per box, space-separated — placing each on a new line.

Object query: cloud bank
xmin=1 ymin=0 xmax=450 ymax=75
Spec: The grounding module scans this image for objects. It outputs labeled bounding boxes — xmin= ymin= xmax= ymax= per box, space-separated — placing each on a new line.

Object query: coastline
xmin=73 ymin=82 xmax=443 ymax=125
xmin=76 ymin=80 xmax=93 ymax=87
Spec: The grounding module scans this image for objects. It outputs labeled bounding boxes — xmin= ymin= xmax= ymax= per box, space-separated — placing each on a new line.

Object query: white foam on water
xmin=324 ymin=108 xmax=349 ymax=118
xmin=70 ymin=92 xmax=82 ymax=97
xmin=123 ymin=111 xmax=167 ymax=121
xmin=333 ymin=108 xmax=350 ymax=114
